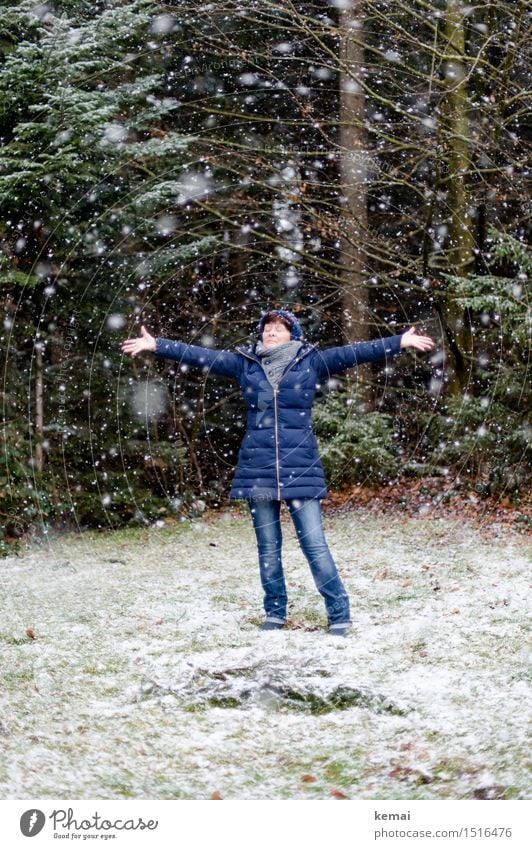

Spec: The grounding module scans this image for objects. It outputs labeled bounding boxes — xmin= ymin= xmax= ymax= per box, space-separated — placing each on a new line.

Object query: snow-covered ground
xmin=0 ymin=508 xmax=530 ymax=799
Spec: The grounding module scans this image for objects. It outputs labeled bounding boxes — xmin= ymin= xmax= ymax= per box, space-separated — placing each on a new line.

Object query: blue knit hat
xmin=257 ymin=309 xmax=303 ymax=340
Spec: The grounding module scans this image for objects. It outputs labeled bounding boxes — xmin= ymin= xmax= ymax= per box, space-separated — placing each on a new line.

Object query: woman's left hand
xmin=399 ymin=325 xmax=436 ymax=352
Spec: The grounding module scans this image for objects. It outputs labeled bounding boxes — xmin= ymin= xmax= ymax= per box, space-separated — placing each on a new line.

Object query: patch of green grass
xmin=81 ymin=656 xmax=128 ymax=676
xmin=369 ymin=787 xmax=442 ymax=800
xmin=51 ymin=521 xmax=193 ymax=553
xmin=324 ymin=759 xmax=357 ymax=785
xmin=381 ymin=592 xmax=417 ymax=607
xmin=182 ymin=702 xmax=207 ymax=714
xmin=295 ymin=605 xmax=325 ymax=625
xmin=510 ymin=669 xmax=531 ymax=682
xmin=0 ymin=633 xmax=32 ymax=646
xmin=273 ymin=753 xmax=364 ymax=795
xmin=493 ymin=785 xmax=522 ymax=800
xmin=154 ymin=786 xmax=190 ymax=800
xmin=431 ymin=756 xmax=477 ymax=780
xmin=211 ymin=592 xmax=242 ymax=606
xmin=208 ymin=696 xmax=243 ymax=709
xmin=1 ymin=668 xmax=34 ymax=688
xmin=100 ymin=777 xmax=138 ymax=798
xmin=409 ymin=639 xmax=428 ymax=653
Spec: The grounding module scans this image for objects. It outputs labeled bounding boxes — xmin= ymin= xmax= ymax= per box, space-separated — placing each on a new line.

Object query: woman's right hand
xmin=120 ymin=324 xmax=156 ymax=357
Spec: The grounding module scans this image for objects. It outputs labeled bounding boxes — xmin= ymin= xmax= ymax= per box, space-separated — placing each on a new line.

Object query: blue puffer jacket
xmin=154 ymin=333 xmax=404 ymax=501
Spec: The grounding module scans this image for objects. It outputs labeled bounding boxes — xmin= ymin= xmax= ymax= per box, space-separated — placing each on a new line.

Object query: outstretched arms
xmin=120 ymin=325 xmax=242 ymax=380
xmin=316 ymin=326 xmax=435 ymax=378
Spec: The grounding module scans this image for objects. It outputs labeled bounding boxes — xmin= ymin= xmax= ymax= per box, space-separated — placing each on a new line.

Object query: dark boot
xmin=259 ymin=620 xmax=285 ymax=631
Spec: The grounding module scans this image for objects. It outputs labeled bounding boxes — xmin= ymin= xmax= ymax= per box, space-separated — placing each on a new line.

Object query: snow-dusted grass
xmin=0 ymin=509 xmax=530 ymax=800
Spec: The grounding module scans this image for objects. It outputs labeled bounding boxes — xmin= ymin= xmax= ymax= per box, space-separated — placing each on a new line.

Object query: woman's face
xmin=262 ymin=320 xmax=292 ymax=347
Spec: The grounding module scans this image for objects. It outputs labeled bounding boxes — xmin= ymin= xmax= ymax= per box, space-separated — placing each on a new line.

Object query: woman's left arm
xmin=316 ymin=326 xmax=435 ymax=378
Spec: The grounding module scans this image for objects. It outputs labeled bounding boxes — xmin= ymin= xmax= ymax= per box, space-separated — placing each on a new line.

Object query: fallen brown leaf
xmin=330 ymin=788 xmax=349 ymax=799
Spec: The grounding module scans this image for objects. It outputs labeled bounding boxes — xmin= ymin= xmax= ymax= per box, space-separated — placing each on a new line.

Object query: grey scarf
xmin=255 ymin=339 xmax=303 ymax=387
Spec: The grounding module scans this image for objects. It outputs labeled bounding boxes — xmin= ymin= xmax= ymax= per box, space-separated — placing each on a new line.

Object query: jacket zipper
xmin=236 ymin=345 xmax=317 ymax=501
xmin=272 ymin=352 xmax=312 ymax=500
xmin=273 ymin=386 xmax=281 ymax=499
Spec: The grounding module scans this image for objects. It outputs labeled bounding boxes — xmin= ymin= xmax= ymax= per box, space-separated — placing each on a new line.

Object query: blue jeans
xmin=247 ymin=498 xmax=351 ymax=627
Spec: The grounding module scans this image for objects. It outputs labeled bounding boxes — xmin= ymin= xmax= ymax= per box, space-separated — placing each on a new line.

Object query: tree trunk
xmin=34 ymin=341 xmax=44 ymax=474
xmin=338 ymin=3 xmax=371 ymax=400
xmin=439 ymin=0 xmax=474 ymax=393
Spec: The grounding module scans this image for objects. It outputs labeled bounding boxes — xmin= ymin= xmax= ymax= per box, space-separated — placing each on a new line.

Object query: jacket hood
xmin=256 ymin=309 xmax=304 ymax=341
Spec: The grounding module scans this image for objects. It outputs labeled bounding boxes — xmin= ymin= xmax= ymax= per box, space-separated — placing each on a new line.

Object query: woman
xmin=121 ymin=309 xmax=435 ymax=636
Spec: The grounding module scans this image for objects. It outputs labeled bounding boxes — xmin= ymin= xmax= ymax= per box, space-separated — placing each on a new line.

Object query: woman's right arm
xmin=121 ymin=325 xmax=242 ymax=379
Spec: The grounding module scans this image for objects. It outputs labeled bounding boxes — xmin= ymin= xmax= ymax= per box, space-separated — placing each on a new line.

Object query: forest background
xmin=0 ymin=0 xmax=530 ymax=552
